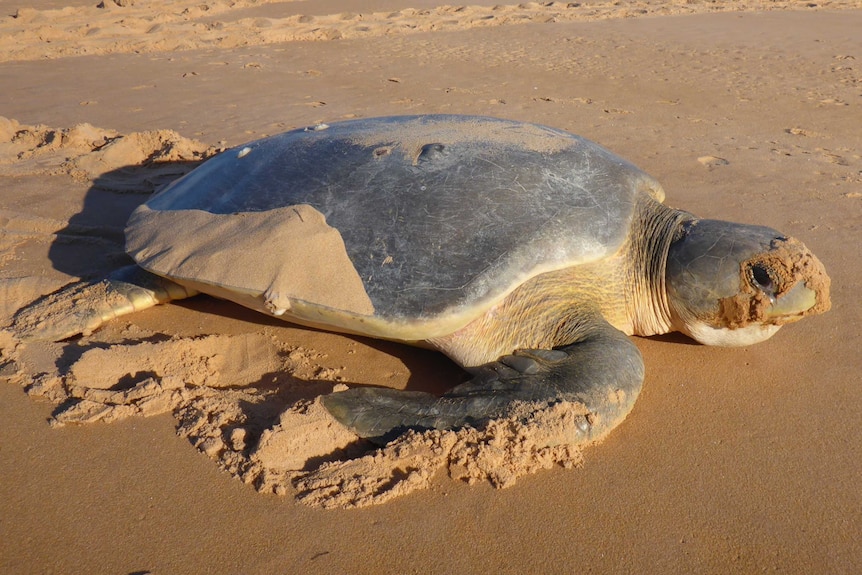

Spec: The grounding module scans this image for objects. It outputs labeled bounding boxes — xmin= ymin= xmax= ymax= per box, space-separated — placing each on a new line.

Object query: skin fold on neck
xmin=429 ymin=197 xmax=688 ymax=367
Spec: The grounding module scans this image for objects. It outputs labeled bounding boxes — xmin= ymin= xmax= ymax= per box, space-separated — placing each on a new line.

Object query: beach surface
xmin=1 ymin=0 xmax=861 ymax=572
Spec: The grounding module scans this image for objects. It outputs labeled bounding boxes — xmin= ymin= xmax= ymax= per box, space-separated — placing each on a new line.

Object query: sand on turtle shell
xmin=127 ymin=204 xmax=375 ymax=318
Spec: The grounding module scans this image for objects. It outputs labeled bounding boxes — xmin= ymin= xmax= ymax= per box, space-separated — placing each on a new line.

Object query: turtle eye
xmin=750 ymin=264 xmax=775 ymax=296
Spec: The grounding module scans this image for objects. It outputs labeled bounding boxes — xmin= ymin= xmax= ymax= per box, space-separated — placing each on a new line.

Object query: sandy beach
xmin=1 ymin=0 xmax=861 ymax=572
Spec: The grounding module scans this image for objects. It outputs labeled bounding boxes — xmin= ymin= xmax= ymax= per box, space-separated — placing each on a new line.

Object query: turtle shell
xmin=125 ymin=115 xmax=664 ymax=340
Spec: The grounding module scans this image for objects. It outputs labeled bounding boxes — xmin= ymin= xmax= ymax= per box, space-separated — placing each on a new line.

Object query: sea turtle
xmin=12 ymin=115 xmax=830 ymax=445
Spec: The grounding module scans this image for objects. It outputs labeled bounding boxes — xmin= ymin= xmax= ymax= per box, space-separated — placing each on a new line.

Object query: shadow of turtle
xmin=46 ymin=161 xmax=203 ymax=280
xmin=172 ymin=294 xmax=467 ymax=395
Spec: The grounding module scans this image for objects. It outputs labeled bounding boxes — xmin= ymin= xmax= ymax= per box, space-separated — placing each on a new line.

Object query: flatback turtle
xmin=13 ymin=115 xmax=830 ymax=445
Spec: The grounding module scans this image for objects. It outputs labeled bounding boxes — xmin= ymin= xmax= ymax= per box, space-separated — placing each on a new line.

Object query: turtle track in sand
xmin=2 ymin=0 xmax=859 ymax=63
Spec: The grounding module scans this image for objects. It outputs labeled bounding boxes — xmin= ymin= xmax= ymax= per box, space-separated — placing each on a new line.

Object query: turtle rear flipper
xmin=321 ymin=318 xmax=644 ymax=445
xmin=11 ymin=266 xmax=197 ymax=342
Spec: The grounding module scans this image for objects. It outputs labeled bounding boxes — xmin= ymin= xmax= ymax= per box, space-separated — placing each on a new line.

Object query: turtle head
xmin=664 ymin=219 xmax=830 ymax=346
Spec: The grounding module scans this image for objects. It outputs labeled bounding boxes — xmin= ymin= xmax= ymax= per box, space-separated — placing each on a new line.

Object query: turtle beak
xmin=767 ymin=280 xmax=817 ymax=321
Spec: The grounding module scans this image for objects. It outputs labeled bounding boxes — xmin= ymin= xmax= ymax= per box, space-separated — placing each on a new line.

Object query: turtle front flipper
xmin=321 ymin=319 xmax=645 ymax=446
xmin=11 ymin=266 xmax=197 ymax=342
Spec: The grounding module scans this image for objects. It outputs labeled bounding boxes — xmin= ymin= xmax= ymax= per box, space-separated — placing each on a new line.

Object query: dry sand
xmin=1 ymin=0 xmax=861 ymax=572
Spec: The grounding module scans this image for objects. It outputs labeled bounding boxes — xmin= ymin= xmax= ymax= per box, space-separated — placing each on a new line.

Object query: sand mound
xmin=2 ymin=326 xmax=589 ymax=508
xmin=292 ymin=400 xmax=588 ymax=509
xmin=0 ymin=116 xmax=218 ymax=191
